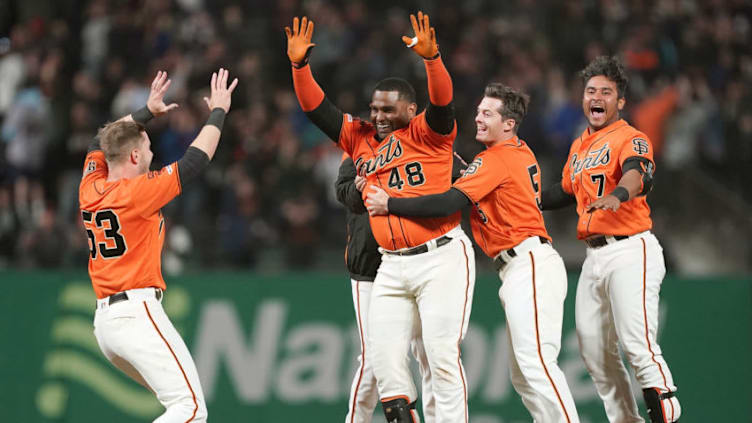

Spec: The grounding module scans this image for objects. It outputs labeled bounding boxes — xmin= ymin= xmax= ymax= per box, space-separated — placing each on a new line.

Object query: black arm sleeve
xmin=335 ymin=157 xmax=367 ymax=214
xmin=305 ymin=97 xmax=345 ymax=143
xmin=425 ymin=102 xmax=455 ymax=135
xmin=387 ymin=187 xmax=470 ymax=218
xmin=451 ymin=152 xmax=468 ymax=183
xmin=177 ymin=146 xmax=210 ymax=187
xmin=540 ymin=183 xmax=577 ymax=210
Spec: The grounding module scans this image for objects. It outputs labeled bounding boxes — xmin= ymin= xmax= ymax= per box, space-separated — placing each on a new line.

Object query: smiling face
xmin=369 ymin=90 xmax=416 ymax=140
xmin=475 ymin=96 xmax=516 ymax=146
xmin=583 ymin=75 xmax=625 ymax=132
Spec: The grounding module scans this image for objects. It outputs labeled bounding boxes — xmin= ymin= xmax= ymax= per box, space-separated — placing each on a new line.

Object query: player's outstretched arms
xmin=286 ymin=16 xmax=345 ymax=143
xmin=176 ymin=68 xmax=237 ymax=186
xmin=404 ymin=11 xmax=455 ymax=135
xmin=540 ymin=183 xmax=576 ymax=210
xmin=365 ymin=185 xmax=469 ymax=218
xmin=585 ymin=169 xmax=642 ymax=213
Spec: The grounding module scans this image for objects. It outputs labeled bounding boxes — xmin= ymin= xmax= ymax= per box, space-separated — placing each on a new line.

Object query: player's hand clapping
xmin=365 ymin=185 xmax=390 ymax=216
xmin=285 ymin=16 xmax=316 ymax=68
xmin=402 ymin=11 xmax=439 ymax=59
xmin=203 ymin=68 xmax=238 ymax=113
xmin=146 ymin=71 xmax=179 ymax=117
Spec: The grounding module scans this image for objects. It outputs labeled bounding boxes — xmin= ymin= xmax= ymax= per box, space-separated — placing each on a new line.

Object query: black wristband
xmin=132 ymin=106 xmax=154 ymax=125
xmin=206 ymin=108 xmax=226 ymax=131
xmin=427 ymin=52 xmax=441 ymax=60
xmin=611 ymin=186 xmax=630 ymax=202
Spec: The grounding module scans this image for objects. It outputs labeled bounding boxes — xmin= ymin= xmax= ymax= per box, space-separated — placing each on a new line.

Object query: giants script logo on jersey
xmin=632 ymin=138 xmax=649 ymax=155
xmin=354 ymin=135 xmax=403 ymax=176
xmin=569 ymin=144 xmax=611 ymax=180
xmin=463 ymin=157 xmax=483 ymax=177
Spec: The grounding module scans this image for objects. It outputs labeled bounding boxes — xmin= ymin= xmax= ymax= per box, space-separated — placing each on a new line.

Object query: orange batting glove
xmin=285 ymin=16 xmax=316 ymax=68
xmin=402 ymin=11 xmax=439 ymax=59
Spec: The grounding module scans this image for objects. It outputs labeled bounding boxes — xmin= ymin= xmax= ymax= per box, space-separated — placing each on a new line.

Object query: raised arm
xmin=173 ymin=67 xmax=237 ymax=188
xmin=365 ymin=185 xmax=470 ymax=218
xmin=286 ymin=16 xmax=345 ymax=143
xmin=403 ymin=11 xmax=454 ymax=135
xmin=89 ymin=71 xmax=179 ymax=152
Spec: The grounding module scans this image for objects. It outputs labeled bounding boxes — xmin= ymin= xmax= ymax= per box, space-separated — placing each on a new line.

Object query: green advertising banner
xmin=2 ymin=271 xmax=750 ymax=422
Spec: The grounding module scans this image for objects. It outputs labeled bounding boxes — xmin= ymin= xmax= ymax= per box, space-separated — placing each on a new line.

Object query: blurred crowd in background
xmin=0 ymin=0 xmax=750 ymax=273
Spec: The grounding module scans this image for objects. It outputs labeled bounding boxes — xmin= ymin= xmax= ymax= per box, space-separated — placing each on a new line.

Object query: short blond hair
xmin=97 ymin=121 xmax=146 ymax=164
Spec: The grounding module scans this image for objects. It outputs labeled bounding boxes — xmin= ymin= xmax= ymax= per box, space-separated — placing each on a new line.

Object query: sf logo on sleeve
xmin=632 ymin=138 xmax=650 ymax=155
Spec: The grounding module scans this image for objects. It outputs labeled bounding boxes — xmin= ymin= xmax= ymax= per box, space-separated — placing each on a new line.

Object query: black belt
xmin=384 ymin=235 xmax=452 ymax=256
xmin=584 ymin=235 xmax=629 ymax=248
xmin=101 ymin=288 xmax=163 ymax=307
xmin=493 ymin=236 xmax=549 ymax=272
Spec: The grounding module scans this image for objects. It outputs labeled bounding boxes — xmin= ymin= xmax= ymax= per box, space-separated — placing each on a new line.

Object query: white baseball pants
xmin=94 ymin=288 xmax=207 ymax=422
xmin=576 ymin=232 xmax=680 ymax=422
xmin=369 ymin=226 xmax=476 ymax=423
xmin=346 ymin=279 xmax=435 ymax=423
xmin=498 ymin=239 xmax=579 ymax=423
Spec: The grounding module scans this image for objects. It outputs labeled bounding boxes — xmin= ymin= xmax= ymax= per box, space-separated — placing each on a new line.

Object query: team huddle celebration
xmin=69 ymin=9 xmax=687 ymax=422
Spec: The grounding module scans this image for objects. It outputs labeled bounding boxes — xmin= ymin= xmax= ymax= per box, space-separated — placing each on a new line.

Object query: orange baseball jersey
xmin=453 ymin=137 xmax=550 ymax=258
xmin=561 ymin=119 xmax=654 ymax=238
xmin=338 ymin=111 xmax=459 ymax=250
xmin=79 ymin=149 xmax=181 ymax=298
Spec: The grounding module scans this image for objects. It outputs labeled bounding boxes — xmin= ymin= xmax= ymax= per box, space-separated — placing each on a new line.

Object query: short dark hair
xmin=373 ymin=78 xmax=416 ymax=103
xmin=98 ymin=121 xmax=146 ymax=164
xmin=580 ymin=55 xmax=628 ymax=98
xmin=483 ymin=83 xmax=530 ymax=131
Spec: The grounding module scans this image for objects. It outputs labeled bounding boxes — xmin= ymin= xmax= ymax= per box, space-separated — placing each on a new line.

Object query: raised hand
xmin=146 ymin=71 xmax=179 ymax=117
xmin=402 ymin=11 xmax=438 ymax=59
xmin=365 ymin=185 xmax=390 ymax=216
xmin=285 ymin=16 xmax=316 ymax=67
xmin=203 ymin=68 xmax=239 ymax=113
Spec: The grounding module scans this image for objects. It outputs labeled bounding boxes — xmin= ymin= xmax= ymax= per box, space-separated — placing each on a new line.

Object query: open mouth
xmin=376 ymin=123 xmax=391 ymax=133
xmin=590 ymin=105 xmax=605 ymax=119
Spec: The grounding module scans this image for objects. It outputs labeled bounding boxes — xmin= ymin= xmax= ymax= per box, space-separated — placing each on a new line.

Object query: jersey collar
xmin=488 ymin=135 xmax=521 ymax=149
xmin=582 ymin=119 xmax=628 ymax=142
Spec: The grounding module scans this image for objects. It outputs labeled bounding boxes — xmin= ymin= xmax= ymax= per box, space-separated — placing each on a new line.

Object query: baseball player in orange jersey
xmin=541 ymin=56 xmax=681 ymax=423
xmin=366 ymin=83 xmax=580 ymax=423
xmin=287 ymin=13 xmax=476 ymax=423
xmin=79 ymin=69 xmax=238 ymax=422
xmin=336 ymin=153 xmax=436 ymax=423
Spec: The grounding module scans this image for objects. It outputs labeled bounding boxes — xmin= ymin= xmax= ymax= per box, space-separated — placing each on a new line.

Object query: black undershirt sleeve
xmin=425 ymin=102 xmax=455 ymax=135
xmin=177 ymin=146 xmax=210 ymax=187
xmin=387 ymin=187 xmax=470 ymax=218
xmin=335 ymin=157 xmax=367 ymax=214
xmin=540 ymin=183 xmax=577 ymax=210
xmin=305 ymin=97 xmax=345 ymax=143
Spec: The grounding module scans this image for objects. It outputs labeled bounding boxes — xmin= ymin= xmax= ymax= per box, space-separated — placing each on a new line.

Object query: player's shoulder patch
xmin=631 ymin=137 xmax=650 ymax=155
xmin=463 ymin=157 xmax=483 ymax=177
xmin=84 ymin=160 xmax=97 ymax=176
